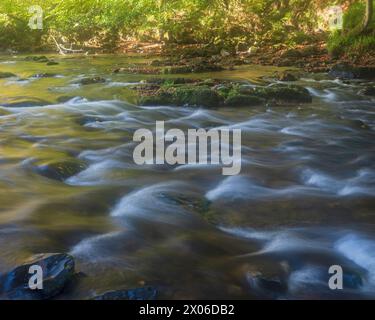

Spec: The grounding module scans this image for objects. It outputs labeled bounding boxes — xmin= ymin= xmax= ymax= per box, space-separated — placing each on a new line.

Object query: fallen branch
xmin=51 ymin=35 xmax=84 ymax=55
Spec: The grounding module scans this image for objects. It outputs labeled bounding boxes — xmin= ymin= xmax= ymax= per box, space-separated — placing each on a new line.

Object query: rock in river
xmin=78 ymin=77 xmax=106 ymax=85
xmin=24 ymin=56 xmax=49 ymax=63
xmin=33 ymin=159 xmax=87 ymax=181
xmin=358 ymin=86 xmax=375 ymax=96
xmin=329 ymin=63 xmax=375 ymax=80
xmin=0 ymin=253 xmax=75 ymax=300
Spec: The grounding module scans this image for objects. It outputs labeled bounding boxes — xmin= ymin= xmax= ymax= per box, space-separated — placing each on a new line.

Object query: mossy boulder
xmin=224 ymin=94 xmax=264 ymax=107
xmin=173 ymin=87 xmax=223 ymax=107
xmin=253 ymin=84 xmax=312 ymax=103
xmin=0 ymin=253 xmax=75 ymax=300
xmin=140 ymin=86 xmax=223 ymax=108
xmin=137 ymin=80 xmax=311 ymax=108
xmin=0 ymin=72 xmax=16 ymax=79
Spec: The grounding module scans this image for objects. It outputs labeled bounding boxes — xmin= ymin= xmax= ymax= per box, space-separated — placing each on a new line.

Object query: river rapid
xmin=0 ymin=54 xmax=374 ymax=299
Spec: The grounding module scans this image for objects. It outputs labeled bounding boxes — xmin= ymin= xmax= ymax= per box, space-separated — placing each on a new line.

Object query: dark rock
xmin=0 ymin=72 xmax=16 ymax=79
xmin=350 ymin=119 xmax=370 ymax=130
xmin=224 ymin=94 xmax=264 ymax=107
xmin=78 ymin=77 xmax=106 ymax=85
xmin=0 ymin=253 xmax=75 ymax=300
xmin=246 ymin=271 xmax=288 ymax=299
xmin=157 ymin=191 xmax=211 ymax=214
xmin=46 ymin=61 xmax=59 ymax=66
xmin=329 ymin=63 xmax=356 ymax=79
xmin=31 ymin=73 xmax=58 ymax=78
xmin=329 ymin=63 xmax=375 ymax=80
xmin=93 ymin=286 xmax=158 ymax=300
xmin=278 ymin=71 xmax=297 ymax=82
xmin=34 ymin=159 xmax=87 ymax=181
xmin=24 ymin=56 xmax=49 ymax=63
xmin=358 ymin=86 xmax=375 ymax=96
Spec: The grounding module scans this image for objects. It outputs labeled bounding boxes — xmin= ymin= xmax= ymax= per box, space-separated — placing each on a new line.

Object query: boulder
xmin=254 ymin=84 xmax=312 ymax=103
xmin=93 ymin=286 xmax=158 ymax=300
xmin=140 ymin=86 xmax=223 ymax=108
xmin=0 ymin=253 xmax=75 ymax=300
xmin=224 ymin=94 xmax=264 ymax=107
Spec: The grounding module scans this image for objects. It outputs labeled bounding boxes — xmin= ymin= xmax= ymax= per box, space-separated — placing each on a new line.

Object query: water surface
xmin=0 ymin=54 xmax=375 ymax=299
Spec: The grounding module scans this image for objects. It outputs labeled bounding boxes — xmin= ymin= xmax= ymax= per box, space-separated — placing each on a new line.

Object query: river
xmin=0 ymin=54 xmax=374 ymax=299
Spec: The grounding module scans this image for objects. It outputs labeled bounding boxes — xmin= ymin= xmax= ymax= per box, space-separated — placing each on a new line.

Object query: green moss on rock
xmin=224 ymin=94 xmax=264 ymax=106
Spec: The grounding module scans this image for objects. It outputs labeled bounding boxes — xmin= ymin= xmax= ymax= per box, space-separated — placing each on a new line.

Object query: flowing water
xmin=0 ymin=54 xmax=375 ymax=299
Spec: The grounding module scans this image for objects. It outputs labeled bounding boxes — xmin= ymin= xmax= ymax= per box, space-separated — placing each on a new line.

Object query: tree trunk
xmin=362 ymin=0 xmax=373 ymax=31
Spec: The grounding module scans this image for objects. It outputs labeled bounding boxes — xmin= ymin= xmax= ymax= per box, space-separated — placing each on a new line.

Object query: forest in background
xmin=0 ymin=0 xmax=374 ymax=60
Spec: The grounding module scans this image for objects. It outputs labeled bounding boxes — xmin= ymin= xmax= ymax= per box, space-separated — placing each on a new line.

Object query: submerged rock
xmin=0 ymin=253 xmax=75 ymax=300
xmin=24 ymin=56 xmax=49 ymax=63
xmin=78 ymin=77 xmax=106 ymax=85
xmin=31 ymin=73 xmax=58 ymax=78
xmin=358 ymin=86 xmax=375 ymax=96
xmin=46 ymin=61 xmax=59 ymax=66
xmin=93 ymin=286 xmax=158 ymax=300
xmin=246 ymin=271 xmax=288 ymax=299
xmin=0 ymin=72 xmax=16 ymax=79
xmin=157 ymin=191 xmax=211 ymax=215
xmin=34 ymin=159 xmax=87 ymax=181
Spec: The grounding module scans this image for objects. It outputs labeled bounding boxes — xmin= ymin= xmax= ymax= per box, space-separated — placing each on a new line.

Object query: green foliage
xmin=0 ymin=0 xmax=372 ymax=54
xmin=327 ymin=1 xmax=375 ymax=58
